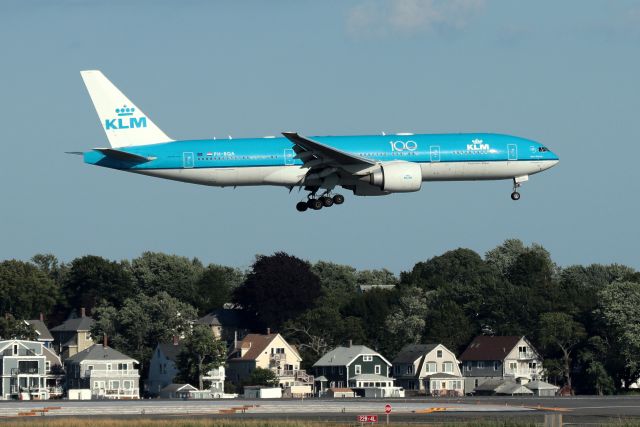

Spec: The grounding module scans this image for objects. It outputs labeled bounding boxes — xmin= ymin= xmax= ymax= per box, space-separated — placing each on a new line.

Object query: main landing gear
xmin=296 ymin=193 xmax=345 ymax=212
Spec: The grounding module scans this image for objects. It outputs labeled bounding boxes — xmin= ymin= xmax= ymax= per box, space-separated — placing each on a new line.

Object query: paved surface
xmin=0 ymin=396 xmax=639 ymax=423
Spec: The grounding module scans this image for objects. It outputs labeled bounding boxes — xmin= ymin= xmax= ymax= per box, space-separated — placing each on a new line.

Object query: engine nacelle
xmin=369 ymin=161 xmax=423 ymax=193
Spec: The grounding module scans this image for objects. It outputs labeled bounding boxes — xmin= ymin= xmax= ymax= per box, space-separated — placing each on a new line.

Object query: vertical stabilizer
xmin=80 ymin=70 xmax=173 ymax=148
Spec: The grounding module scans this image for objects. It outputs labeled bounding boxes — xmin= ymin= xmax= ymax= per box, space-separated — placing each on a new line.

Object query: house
xmin=25 ymin=317 xmax=54 ymax=349
xmin=392 ymin=343 xmax=464 ymax=396
xmin=525 ymin=380 xmax=559 ymax=397
xmin=42 ymin=346 xmax=64 ymax=398
xmin=159 ymin=383 xmax=198 ymax=399
xmin=202 ymin=366 xmax=226 ymax=397
xmin=0 ymin=340 xmax=49 ymax=400
xmin=226 ymin=331 xmax=313 ymax=395
xmin=459 ymin=335 xmax=544 ymax=392
xmin=50 ymin=308 xmax=95 ymax=359
xmin=147 ymin=339 xmax=184 ymax=396
xmin=64 ymin=343 xmax=140 ymax=399
xmin=313 ymin=342 xmax=402 ymax=397
xmin=196 ymin=308 xmax=247 ymax=344
xmin=243 ymin=386 xmax=282 ymax=399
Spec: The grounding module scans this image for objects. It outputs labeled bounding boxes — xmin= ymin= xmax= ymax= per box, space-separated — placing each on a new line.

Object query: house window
xmin=510 ymin=362 xmax=517 ymax=373
xmin=45 ymin=361 xmax=51 ymax=372
xmin=106 ymin=364 xmax=112 ymax=370
xmin=443 ymin=362 xmax=453 ymax=373
xmin=110 ymin=380 xmax=120 ymax=389
xmin=87 ymin=365 xmax=94 ymax=371
xmin=437 ymin=350 xmax=442 ymax=358
xmin=407 ymin=365 xmax=414 ymax=375
xmin=374 ymin=365 xmax=381 ymax=375
xmin=363 ymin=355 xmax=373 ymax=362
xmin=355 ymin=365 xmax=361 ymax=375
xmin=426 ymin=362 xmax=436 ymax=373
xmin=118 ymin=363 xmax=127 ymax=370
xmin=339 ymin=367 xmax=344 ymax=375
xmin=494 ymin=361 xmax=499 ymax=371
xmin=466 ymin=362 xmax=472 ymax=371
xmin=477 ymin=361 xmax=484 ymax=369
xmin=13 ymin=344 xmax=18 ymax=355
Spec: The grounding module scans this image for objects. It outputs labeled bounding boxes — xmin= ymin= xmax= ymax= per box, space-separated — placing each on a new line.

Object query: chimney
xmin=173 ymin=335 xmax=179 ymax=346
xmin=267 ymin=328 xmax=271 ymax=335
xmin=103 ymin=334 xmax=108 ymax=347
xmin=349 ymin=339 xmax=353 ymax=347
xmin=80 ymin=307 xmax=86 ymax=318
xmin=39 ymin=313 xmax=44 ymax=322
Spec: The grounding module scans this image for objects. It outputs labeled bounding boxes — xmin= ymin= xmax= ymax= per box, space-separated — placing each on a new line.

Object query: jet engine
xmin=368 ymin=161 xmax=422 ymax=193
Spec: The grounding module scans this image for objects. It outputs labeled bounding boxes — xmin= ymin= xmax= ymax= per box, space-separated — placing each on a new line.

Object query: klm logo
xmin=467 ymin=138 xmax=490 ymax=151
xmin=105 ymin=105 xmax=147 ymax=130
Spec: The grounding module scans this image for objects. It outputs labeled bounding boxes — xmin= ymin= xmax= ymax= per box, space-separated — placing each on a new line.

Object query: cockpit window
xmin=538 ymin=146 xmax=549 ymax=152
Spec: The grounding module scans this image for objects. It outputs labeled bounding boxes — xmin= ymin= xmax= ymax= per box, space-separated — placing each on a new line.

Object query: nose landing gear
xmin=510 ymin=176 xmax=528 ymax=201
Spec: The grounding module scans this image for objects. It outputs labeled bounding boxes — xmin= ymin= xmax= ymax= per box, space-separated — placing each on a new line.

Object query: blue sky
xmin=1 ymin=1 xmax=639 ymax=273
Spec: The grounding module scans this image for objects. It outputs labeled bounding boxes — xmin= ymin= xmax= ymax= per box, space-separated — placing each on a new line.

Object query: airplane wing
xmin=282 ymin=132 xmax=375 ymax=169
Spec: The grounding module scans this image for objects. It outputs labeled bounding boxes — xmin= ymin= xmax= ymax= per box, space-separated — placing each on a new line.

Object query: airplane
xmin=76 ymin=70 xmax=559 ymax=212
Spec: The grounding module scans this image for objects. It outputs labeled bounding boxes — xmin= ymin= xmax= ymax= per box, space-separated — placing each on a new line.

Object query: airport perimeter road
xmin=1 ymin=396 xmax=639 ymax=423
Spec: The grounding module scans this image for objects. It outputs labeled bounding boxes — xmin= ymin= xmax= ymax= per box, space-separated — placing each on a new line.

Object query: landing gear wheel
xmin=296 ymin=202 xmax=308 ymax=212
xmin=511 ymin=191 xmax=521 ymax=201
xmin=307 ymin=199 xmax=323 ymax=210
xmin=321 ymin=196 xmax=334 ymax=207
xmin=332 ymin=194 xmax=345 ymax=205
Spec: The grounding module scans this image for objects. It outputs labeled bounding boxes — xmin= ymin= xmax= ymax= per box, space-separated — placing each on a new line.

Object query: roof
xmin=424 ymin=373 xmax=461 ymax=379
xmin=313 ymin=345 xmax=391 ymax=367
xmin=42 ymin=346 xmax=62 ymax=366
xmin=315 ymin=376 xmax=328 ymax=382
xmin=157 ymin=342 xmax=184 ymax=362
xmin=26 ymin=320 xmax=53 ymax=341
xmin=351 ymin=374 xmax=393 ymax=382
xmin=392 ymin=344 xmax=439 ymax=364
xmin=50 ymin=316 xmax=95 ymax=333
xmin=161 ymin=383 xmax=197 ymax=393
xmin=459 ymin=336 xmax=523 ymax=361
xmin=197 ymin=309 xmax=243 ymax=327
xmin=525 ymin=380 xmax=560 ymax=390
xmin=66 ymin=344 xmax=137 ymax=364
xmin=229 ymin=333 xmax=299 ymax=361
xmin=473 ymin=379 xmax=533 ymax=395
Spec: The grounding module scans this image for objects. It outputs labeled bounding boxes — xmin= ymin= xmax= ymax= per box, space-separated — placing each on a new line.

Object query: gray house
xmin=25 ymin=318 xmax=54 ymax=349
xmin=65 ymin=344 xmax=139 ymax=399
xmin=459 ymin=335 xmax=544 ymax=392
xmin=147 ymin=341 xmax=184 ymax=396
xmin=50 ymin=309 xmax=95 ymax=359
xmin=312 ymin=343 xmax=394 ymax=395
xmin=0 ymin=339 xmax=48 ymax=400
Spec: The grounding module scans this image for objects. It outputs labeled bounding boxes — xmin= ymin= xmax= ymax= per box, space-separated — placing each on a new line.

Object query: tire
xmin=333 ymin=194 xmax=345 ymax=205
xmin=511 ymin=192 xmax=521 ymax=201
xmin=296 ymin=202 xmax=308 ymax=212
xmin=308 ymin=199 xmax=323 ymax=210
xmin=321 ymin=196 xmax=334 ymax=207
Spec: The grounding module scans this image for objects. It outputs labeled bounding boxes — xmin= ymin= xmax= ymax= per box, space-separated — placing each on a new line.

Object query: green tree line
xmin=1 ymin=241 xmax=639 ymax=394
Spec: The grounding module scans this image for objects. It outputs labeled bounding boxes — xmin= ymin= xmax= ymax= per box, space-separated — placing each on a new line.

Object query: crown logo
xmin=115 ymin=105 xmax=135 ymax=116
xmin=471 ymin=138 xmax=483 ymax=144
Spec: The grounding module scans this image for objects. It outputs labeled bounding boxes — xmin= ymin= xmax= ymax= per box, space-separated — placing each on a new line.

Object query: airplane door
xmin=507 ymin=144 xmax=517 ymax=161
xmin=430 ymin=146 xmax=441 ymax=162
xmin=183 ymin=152 xmax=194 ymax=168
xmin=284 ymin=149 xmax=295 ymax=165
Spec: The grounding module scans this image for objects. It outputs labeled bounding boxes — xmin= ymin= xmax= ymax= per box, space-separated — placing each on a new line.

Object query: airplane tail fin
xmin=80 ymin=70 xmax=173 ymax=148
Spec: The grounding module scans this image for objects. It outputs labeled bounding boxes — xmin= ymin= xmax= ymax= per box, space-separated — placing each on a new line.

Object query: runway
xmin=1 ymin=396 xmax=639 ymax=423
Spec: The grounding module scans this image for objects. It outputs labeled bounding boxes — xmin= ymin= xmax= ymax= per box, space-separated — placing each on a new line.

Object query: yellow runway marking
xmin=414 ymin=407 xmax=449 ymax=414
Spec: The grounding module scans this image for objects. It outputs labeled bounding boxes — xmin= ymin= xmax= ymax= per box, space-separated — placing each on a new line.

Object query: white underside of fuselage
xmin=131 ymin=160 xmax=558 ymax=190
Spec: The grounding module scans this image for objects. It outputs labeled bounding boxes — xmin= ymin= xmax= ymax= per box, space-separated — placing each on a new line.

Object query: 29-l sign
xmin=357 ymin=415 xmax=378 ymax=423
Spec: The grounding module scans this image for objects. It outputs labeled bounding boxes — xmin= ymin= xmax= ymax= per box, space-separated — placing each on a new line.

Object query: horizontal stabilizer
xmin=93 ymin=148 xmax=153 ymax=163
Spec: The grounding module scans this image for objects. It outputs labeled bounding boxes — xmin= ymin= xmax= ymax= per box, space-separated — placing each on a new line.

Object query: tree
xmin=424 ymin=298 xmax=475 ymax=353
xmin=0 ymin=260 xmax=59 ymax=320
xmin=247 ymin=367 xmax=279 ymax=387
xmin=537 ymin=312 xmax=586 ymax=391
xmin=311 ymin=261 xmax=358 ymax=306
xmin=176 ymin=325 xmax=227 ymax=389
xmin=357 ymin=269 xmax=398 ymax=289
xmin=385 ymin=287 xmax=429 ymax=349
xmin=192 ymin=265 xmax=244 ymax=315
xmin=0 ymin=314 xmax=37 ymax=340
xmin=234 ymin=252 xmax=321 ymax=330
xmin=131 ymin=252 xmax=203 ymax=302
xmin=91 ymin=291 xmax=198 ymax=381
xmin=63 ymin=255 xmax=133 ymax=313
xmin=595 ymin=281 xmax=640 ymax=389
